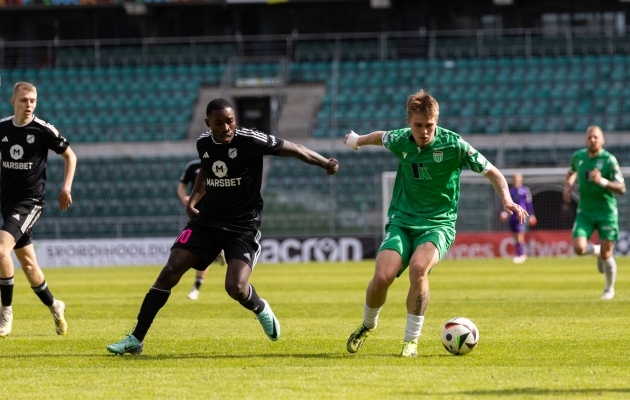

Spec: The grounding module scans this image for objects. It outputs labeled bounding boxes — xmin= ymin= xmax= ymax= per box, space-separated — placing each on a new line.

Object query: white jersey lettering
xmin=2 ymin=161 xmax=34 ymax=170
xmin=206 ymin=177 xmax=242 ymax=187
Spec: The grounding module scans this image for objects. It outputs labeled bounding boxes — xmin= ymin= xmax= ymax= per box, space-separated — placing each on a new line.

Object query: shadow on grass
xmin=0 ymin=348 xmax=453 ymax=360
xmin=97 ymin=352 xmax=453 ymax=360
xmin=404 ymin=388 xmax=630 ymax=396
xmin=103 ymin=353 xmax=448 ymax=361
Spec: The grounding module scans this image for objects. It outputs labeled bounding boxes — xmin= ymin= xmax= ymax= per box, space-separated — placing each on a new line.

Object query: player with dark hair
xmin=177 ymin=158 xmax=226 ymax=300
xmin=500 ymin=173 xmax=537 ymax=264
xmin=107 ymin=98 xmax=339 ymax=355
xmin=0 ymin=81 xmax=77 ymax=337
xmin=343 ymin=89 xmax=528 ymax=357
xmin=563 ymin=126 xmax=625 ymax=300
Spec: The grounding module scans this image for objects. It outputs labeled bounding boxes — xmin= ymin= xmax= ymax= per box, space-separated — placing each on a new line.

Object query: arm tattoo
xmin=489 ymin=172 xmax=509 ymax=199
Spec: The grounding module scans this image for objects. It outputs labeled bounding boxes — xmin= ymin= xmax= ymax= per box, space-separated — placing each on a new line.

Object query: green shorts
xmin=572 ymin=212 xmax=619 ymax=241
xmin=378 ymin=223 xmax=455 ymax=277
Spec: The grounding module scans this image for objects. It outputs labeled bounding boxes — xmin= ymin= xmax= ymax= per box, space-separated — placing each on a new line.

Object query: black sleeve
xmin=43 ymin=123 xmax=70 ymax=154
xmin=260 ymin=133 xmax=284 ymax=156
xmin=180 ymin=161 xmax=199 ymax=184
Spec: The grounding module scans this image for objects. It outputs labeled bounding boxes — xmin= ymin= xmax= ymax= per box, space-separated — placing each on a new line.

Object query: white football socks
xmin=584 ymin=243 xmax=598 ymax=255
xmin=363 ymin=304 xmax=381 ymax=329
xmin=403 ymin=314 xmax=424 ymax=342
xmin=603 ymin=256 xmax=617 ymax=292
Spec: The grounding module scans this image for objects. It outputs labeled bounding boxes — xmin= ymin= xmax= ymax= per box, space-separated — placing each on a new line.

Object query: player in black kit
xmin=177 ymin=158 xmax=226 ymax=300
xmin=107 ymin=98 xmax=338 ymax=355
xmin=0 ymin=82 xmax=77 ymax=337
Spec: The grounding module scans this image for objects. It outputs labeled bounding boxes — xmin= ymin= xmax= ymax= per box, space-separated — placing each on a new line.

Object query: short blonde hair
xmin=406 ymin=89 xmax=439 ymax=119
xmin=13 ymin=82 xmax=37 ymax=98
xmin=586 ymin=125 xmax=603 ymax=136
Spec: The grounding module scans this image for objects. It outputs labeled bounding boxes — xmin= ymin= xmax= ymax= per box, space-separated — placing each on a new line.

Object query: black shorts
xmin=171 ymin=220 xmax=261 ymax=271
xmin=1 ymin=204 xmax=43 ymax=249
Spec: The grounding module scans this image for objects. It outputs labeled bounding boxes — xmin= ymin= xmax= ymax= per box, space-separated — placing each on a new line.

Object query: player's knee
xmin=155 ymin=263 xmax=184 ymax=288
xmin=572 ymin=244 xmax=586 ymax=255
xmin=224 ymin=280 xmax=248 ymax=301
xmin=20 ymin=263 xmax=37 ymax=274
xmin=372 ymin=271 xmax=396 ymax=289
xmin=408 ymin=261 xmax=431 ymax=280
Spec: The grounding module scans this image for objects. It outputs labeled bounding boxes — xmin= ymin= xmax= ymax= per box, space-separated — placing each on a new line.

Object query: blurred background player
xmin=500 ymin=173 xmax=537 ymax=264
xmin=177 ymin=158 xmax=226 ymax=300
xmin=563 ymin=126 xmax=625 ymax=300
xmin=343 ymin=90 xmax=528 ymax=357
xmin=0 ymin=82 xmax=76 ymax=337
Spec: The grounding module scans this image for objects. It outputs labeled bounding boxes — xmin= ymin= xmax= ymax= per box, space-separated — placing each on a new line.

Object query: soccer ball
xmin=441 ymin=317 xmax=479 ymax=355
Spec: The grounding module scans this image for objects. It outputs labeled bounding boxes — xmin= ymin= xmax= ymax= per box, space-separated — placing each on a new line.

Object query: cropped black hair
xmin=206 ymin=98 xmax=233 ymax=116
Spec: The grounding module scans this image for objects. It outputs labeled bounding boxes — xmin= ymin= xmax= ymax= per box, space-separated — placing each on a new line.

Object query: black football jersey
xmin=0 ymin=116 xmax=69 ymax=213
xmin=179 ymin=159 xmax=202 ymax=189
xmin=195 ymin=127 xmax=284 ymax=226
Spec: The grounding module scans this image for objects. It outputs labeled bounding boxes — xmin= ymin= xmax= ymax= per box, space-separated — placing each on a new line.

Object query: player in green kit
xmin=343 ymin=90 xmax=528 ymax=357
xmin=563 ymin=126 xmax=625 ymax=300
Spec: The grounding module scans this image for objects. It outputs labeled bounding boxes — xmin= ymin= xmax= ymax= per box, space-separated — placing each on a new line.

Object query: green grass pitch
xmin=1 ymin=257 xmax=629 ymax=399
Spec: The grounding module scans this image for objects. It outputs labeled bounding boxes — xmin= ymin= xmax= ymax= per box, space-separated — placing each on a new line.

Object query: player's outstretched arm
xmin=58 ymin=147 xmax=77 ymax=211
xmin=343 ymin=130 xmax=386 ymax=150
xmin=278 ymin=140 xmax=339 ymax=175
xmin=186 ymin=169 xmax=206 ymax=219
xmin=563 ymin=170 xmax=577 ymax=203
xmin=485 ymin=166 xmax=528 ymax=224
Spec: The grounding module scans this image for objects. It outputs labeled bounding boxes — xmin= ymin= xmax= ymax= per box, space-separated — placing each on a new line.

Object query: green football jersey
xmin=383 ymin=126 xmax=491 ymax=228
xmin=570 ymin=148 xmax=623 ymax=217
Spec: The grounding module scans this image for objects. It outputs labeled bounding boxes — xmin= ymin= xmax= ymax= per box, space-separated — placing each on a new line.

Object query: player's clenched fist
xmin=325 ymin=158 xmax=339 ymax=175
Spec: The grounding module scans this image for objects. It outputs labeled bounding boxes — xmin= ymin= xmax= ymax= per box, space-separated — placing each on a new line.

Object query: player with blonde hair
xmin=343 ymin=90 xmax=528 ymax=357
xmin=0 ymin=82 xmax=77 ymax=337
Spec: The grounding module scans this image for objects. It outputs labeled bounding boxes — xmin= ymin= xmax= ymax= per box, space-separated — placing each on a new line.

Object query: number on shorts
xmin=178 ymin=229 xmax=192 ymax=244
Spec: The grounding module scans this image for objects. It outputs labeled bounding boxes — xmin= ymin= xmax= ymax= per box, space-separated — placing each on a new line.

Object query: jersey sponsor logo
xmin=206 ymin=177 xmax=242 ymax=187
xmin=1 ymin=136 xmax=7 ymax=142
xmin=2 ymin=161 xmax=34 ymax=170
xmin=243 ymin=253 xmax=251 ymax=260
xmin=411 ymin=163 xmax=432 ymax=179
xmin=228 ymin=148 xmax=237 ymax=159
xmin=10 ymin=144 xmax=24 ymax=160
xmin=597 ymin=162 xmax=603 ymax=170
xmin=26 ymin=134 xmax=35 ymax=144
xmin=12 ymin=214 xmax=19 ymax=221
xmin=402 ymin=152 xmax=407 ymax=159
xmin=212 ymin=160 xmax=227 ymax=177
xmin=203 ymin=152 xmax=209 ymax=158
xmin=433 ymin=151 xmax=443 ymax=163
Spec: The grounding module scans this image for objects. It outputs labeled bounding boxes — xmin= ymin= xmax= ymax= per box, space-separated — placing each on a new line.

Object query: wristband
xmin=599 ymin=178 xmax=609 ymax=188
xmin=345 ymin=131 xmax=360 ymax=150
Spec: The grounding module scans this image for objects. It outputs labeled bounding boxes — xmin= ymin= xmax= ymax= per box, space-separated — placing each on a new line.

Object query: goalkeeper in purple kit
xmin=500 ymin=173 xmax=537 ymax=264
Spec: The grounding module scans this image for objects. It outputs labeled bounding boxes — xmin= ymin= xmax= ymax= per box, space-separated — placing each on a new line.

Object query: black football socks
xmin=132 ymin=287 xmax=171 ymax=342
xmin=239 ymin=283 xmax=265 ymax=314
xmin=32 ymin=281 xmax=55 ymax=306
xmin=0 ymin=276 xmax=14 ymax=307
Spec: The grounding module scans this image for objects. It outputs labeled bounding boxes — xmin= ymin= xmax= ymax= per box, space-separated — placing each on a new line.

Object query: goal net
xmin=381 ymin=167 xmax=630 ymax=258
